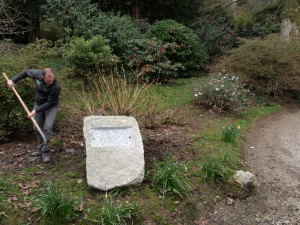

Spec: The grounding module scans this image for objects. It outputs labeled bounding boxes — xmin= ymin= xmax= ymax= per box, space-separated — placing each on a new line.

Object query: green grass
xmin=0 ymin=178 xmax=10 ymax=192
xmin=32 ymin=181 xmax=79 ymax=225
xmin=200 ymin=151 xmax=238 ymax=182
xmin=152 ymin=157 xmax=191 ymax=198
xmin=149 ymin=78 xmax=197 ymax=109
xmin=191 ymin=103 xmax=282 ymax=183
xmin=221 ymin=123 xmax=239 ymax=145
xmin=92 ymin=197 xmax=138 ymax=225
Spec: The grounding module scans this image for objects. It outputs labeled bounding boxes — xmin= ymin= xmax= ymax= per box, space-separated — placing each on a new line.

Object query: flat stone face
xmin=83 ymin=116 xmax=144 ymax=191
xmin=91 ymin=126 xmax=134 ymax=147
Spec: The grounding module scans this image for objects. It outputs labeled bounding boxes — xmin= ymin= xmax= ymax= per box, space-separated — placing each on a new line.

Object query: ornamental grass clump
xmin=93 ymin=197 xmax=138 ymax=225
xmin=152 ymin=157 xmax=191 ymax=198
xmin=201 ymin=152 xmax=238 ymax=182
xmin=194 ymin=71 xmax=250 ymax=114
xmin=33 ymin=182 xmax=79 ymax=224
xmin=221 ymin=123 xmax=240 ymax=145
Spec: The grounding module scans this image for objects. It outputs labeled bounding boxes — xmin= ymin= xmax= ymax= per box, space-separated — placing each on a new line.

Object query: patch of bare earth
xmin=206 ymin=109 xmax=300 ymax=225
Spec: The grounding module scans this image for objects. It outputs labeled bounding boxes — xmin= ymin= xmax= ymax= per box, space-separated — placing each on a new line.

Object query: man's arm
xmin=10 ymin=69 xmax=42 ymax=84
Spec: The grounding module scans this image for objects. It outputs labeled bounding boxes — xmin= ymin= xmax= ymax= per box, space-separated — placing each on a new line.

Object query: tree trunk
xmin=133 ymin=0 xmax=140 ymax=18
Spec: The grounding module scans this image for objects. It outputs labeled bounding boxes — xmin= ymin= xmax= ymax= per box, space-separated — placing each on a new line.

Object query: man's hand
xmin=28 ymin=110 xmax=36 ymax=118
xmin=7 ymin=80 xmax=15 ymax=88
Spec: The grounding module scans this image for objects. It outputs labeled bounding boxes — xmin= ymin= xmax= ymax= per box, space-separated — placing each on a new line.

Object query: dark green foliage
xmin=197 ymin=19 xmax=241 ymax=59
xmin=146 ymin=20 xmax=206 ymax=70
xmin=43 ymin=0 xmax=142 ymax=60
xmin=41 ymin=0 xmax=100 ymax=40
xmin=126 ymin=38 xmax=184 ymax=81
xmin=83 ymin=12 xmax=143 ymax=60
xmin=65 ymin=35 xmax=118 ymax=78
xmin=97 ymin=0 xmax=201 ymax=24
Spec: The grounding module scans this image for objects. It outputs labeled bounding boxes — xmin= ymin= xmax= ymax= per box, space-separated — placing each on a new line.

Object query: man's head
xmin=42 ymin=68 xmax=55 ymax=86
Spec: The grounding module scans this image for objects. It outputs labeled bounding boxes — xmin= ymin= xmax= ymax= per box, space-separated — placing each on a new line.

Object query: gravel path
xmin=209 ymin=110 xmax=300 ymax=225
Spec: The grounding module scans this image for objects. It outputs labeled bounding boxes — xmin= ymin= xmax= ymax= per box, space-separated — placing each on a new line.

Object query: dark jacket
xmin=11 ymin=69 xmax=61 ymax=113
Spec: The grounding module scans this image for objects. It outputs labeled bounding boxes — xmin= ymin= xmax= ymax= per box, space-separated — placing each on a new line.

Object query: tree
xmin=0 ymin=0 xmax=31 ymax=36
xmin=94 ymin=0 xmax=202 ymax=24
xmin=41 ymin=0 xmax=99 ymax=39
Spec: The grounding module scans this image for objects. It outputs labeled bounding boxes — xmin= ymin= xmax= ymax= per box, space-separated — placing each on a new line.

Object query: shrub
xmin=217 ymin=34 xmax=300 ymax=99
xmin=69 ymin=68 xmax=152 ymax=116
xmin=197 ymin=19 xmax=241 ymax=59
xmin=33 ymin=182 xmax=79 ymax=224
xmin=146 ymin=19 xmax=206 ymax=70
xmin=94 ymin=197 xmax=138 ymax=225
xmin=0 ymin=76 xmax=34 ymax=140
xmin=65 ymin=35 xmax=118 ymax=79
xmin=194 ymin=71 xmax=250 ymax=114
xmin=234 ymin=4 xmax=282 ymax=37
xmin=152 ymin=157 xmax=191 ymax=198
xmin=126 ymin=38 xmax=184 ymax=81
xmin=80 ymin=12 xmax=143 ymax=61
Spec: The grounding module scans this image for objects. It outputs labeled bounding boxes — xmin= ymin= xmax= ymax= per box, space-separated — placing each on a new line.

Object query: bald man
xmin=7 ymin=68 xmax=61 ymax=163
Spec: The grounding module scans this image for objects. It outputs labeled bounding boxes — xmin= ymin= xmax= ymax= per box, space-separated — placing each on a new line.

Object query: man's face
xmin=43 ymin=69 xmax=55 ymax=85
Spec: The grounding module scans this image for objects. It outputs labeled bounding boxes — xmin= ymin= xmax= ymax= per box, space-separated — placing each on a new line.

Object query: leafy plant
xmin=194 ymin=70 xmax=250 ymax=114
xmin=126 ymin=38 xmax=184 ymax=81
xmin=221 ymin=123 xmax=240 ymax=145
xmin=41 ymin=0 xmax=100 ymax=40
xmin=94 ymin=197 xmax=138 ymax=225
xmin=146 ymin=19 xmax=206 ymax=70
xmin=85 ymin=12 xmax=143 ymax=60
xmin=234 ymin=3 xmax=282 ymax=37
xmin=197 ymin=18 xmax=241 ymax=59
xmin=65 ymin=35 xmax=118 ymax=81
xmin=152 ymin=157 xmax=191 ymax=198
xmin=33 ymin=181 xmax=79 ymax=224
xmin=201 ymin=152 xmax=237 ymax=182
xmin=218 ymin=34 xmax=300 ymax=99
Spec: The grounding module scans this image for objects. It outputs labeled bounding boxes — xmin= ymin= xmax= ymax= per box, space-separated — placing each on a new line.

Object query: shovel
xmin=2 ymin=72 xmax=47 ymax=144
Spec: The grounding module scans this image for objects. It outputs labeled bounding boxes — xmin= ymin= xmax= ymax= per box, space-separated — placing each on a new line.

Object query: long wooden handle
xmin=2 ymin=72 xmax=47 ymax=144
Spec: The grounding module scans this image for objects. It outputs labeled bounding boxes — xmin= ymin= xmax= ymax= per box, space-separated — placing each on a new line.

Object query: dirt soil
xmin=207 ymin=109 xmax=300 ymax=225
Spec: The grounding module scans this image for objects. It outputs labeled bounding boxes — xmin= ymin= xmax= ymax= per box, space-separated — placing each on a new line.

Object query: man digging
xmin=7 ymin=68 xmax=61 ymax=163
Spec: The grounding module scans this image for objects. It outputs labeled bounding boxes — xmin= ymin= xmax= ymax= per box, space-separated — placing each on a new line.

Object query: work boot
xmin=42 ymin=152 xmax=51 ymax=163
xmin=41 ymin=145 xmax=51 ymax=163
xmin=31 ymin=144 xmax=43 ymax=157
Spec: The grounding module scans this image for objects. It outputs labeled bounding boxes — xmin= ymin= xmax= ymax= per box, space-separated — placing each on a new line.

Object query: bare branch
xmin=0 ymin=0 xmax=32 ymax=36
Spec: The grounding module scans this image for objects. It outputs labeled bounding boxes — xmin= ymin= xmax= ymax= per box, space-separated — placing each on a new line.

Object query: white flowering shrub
xmin=194 ymin=71 xmax=250 ymax=113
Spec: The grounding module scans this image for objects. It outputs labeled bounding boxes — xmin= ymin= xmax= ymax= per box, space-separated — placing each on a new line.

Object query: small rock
xmin=65 ymin=148 xmax=76 ymax=154
xmin=228 ymin=170 xmax=259 ymax=199
xmin=225 ymin=197 xmax=235 ymax=205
